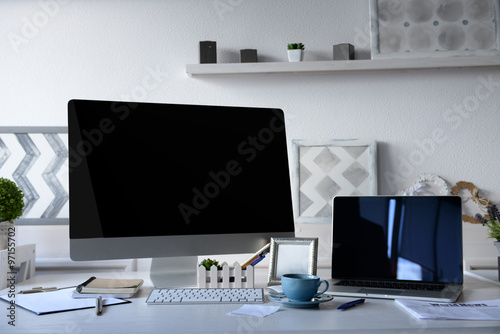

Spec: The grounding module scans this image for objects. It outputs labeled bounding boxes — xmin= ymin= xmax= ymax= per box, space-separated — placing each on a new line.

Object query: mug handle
xmin=314 ymin=280 xmax=329 ymax=297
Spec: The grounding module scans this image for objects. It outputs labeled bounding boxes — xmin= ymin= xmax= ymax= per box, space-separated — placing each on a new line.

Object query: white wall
xmin=2 ymin=0 xmax=499 ymax=268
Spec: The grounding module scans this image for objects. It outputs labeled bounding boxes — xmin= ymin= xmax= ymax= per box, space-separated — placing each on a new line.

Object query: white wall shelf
xmin=186 ymin=56 xmax=500 ymax=77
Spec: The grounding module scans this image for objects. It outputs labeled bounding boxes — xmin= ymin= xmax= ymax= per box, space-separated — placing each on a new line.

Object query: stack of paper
xmin=395 ymin=299 xmax=500 ymax=321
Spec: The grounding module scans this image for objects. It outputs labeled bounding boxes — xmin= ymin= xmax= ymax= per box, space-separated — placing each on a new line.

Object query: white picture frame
xmin=292 ymin=139 xmax=377 ymax=224
xmin=267 ymin=237 xmax=318 ymax=284
xmin=370 ymin=0 xmax=500 ymax=59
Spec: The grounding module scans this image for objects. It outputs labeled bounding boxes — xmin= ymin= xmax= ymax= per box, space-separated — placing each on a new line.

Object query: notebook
xmin=327 ymin=196 xmax=463 ymax=302
xmin=72 ymin=277 xmax=144 ymax=298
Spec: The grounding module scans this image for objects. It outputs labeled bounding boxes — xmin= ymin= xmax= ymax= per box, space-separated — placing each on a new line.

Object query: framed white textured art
xmin=370 ymin=0 xmax=500 ymax=59
xmin=292 ymin=140 xmax=377 ymax=224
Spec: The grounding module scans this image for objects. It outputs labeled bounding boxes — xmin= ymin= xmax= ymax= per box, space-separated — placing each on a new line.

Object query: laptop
xmin=327 ymin=196 xmax=463 ymax=302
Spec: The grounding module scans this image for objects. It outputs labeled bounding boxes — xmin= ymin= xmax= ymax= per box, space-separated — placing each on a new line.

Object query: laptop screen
xmin=332 ymin=196 xmax=463 ymax=284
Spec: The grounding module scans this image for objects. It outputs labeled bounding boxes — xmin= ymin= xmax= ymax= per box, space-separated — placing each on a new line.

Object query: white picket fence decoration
xmin=197 ymin=262 xmax=254 ymax=288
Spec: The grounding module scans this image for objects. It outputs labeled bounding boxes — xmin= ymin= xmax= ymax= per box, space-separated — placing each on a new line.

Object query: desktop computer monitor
xmin=68 ymin=99 xmax=295 ymax=287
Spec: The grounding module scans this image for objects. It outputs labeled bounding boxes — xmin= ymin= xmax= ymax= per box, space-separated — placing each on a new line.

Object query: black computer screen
xmin=332 ymin=196 xmax=463 ymax=283
xmin=68 ymin=100 xmax=295 ymax=240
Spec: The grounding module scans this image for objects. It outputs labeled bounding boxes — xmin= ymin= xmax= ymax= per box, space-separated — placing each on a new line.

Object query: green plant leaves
xmin=287 ymin=43 xmax=305 ymax=50
xmin=0 ymin=178 xmax=24 ymax=223
xmin=199 ymin=258 xmax=222 ymax=270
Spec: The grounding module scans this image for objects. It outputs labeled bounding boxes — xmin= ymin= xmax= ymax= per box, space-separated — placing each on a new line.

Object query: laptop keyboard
xmin=336 ymin=280 xmax=446 ymax=291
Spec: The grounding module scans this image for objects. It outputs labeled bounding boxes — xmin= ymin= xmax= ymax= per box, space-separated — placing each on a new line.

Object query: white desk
xmin=1 ymin=269 xmax=500 ymax=334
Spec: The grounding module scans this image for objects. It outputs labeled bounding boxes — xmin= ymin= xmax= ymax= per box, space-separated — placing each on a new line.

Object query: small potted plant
xmin=199 ymin=258 xmax=222 ymax=271
xmin=475 ymin=204 xmax=500 ymax=254
xmin=197 ymin=258 xmax=254 ymax=288
xmin=287 ymin=43 xmax=305 ymax=62
xmin=0 ymin=177 xmax=25 ymax=249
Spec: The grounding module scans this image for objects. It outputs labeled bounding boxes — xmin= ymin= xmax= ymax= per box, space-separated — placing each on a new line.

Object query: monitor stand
xmin=150 ymin=256 xmax=199 ymax=288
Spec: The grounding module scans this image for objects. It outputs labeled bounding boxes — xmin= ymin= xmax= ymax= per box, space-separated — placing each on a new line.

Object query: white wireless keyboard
xmin=146 ymin=288 xmax=264 ymax=305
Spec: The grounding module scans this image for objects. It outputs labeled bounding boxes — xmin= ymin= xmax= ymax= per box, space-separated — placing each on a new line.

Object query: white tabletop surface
xmin=1 ymin=268 xmax=500 ymax=334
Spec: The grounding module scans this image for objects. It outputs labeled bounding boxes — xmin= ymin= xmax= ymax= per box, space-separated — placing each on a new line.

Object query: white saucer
xmin=268 ymin=294 xmax=334 ymax=308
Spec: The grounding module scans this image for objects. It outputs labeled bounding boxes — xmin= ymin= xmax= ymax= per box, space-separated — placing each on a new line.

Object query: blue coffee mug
xmin=281 ymin=274 xmax=329 ymax=302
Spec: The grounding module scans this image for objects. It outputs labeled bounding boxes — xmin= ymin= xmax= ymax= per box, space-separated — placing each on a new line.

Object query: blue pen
xmin=249 ymin=256 xmax=265 ymax=266
xmin=337 ymin=298 xmax=365 ymax=310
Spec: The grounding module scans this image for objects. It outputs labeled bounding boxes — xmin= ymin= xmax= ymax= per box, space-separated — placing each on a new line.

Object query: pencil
xmin=241 ymin=243 xmax=270 ymax=269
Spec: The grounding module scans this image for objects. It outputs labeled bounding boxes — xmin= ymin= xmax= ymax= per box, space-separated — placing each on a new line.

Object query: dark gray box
xmin=200 ymin=41 xmax=217 ymax=64
xmin=333 ymin=43 xmax=355 ymax=60
xmin=240 ymin=49 xmax=257 ymax=63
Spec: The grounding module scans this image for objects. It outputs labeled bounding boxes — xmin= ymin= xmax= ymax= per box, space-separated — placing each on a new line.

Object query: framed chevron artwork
xmin=292 ymin=140 xmax=377 ymax=224
xmin=0 ymin=127 xmax=68 ymax=225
